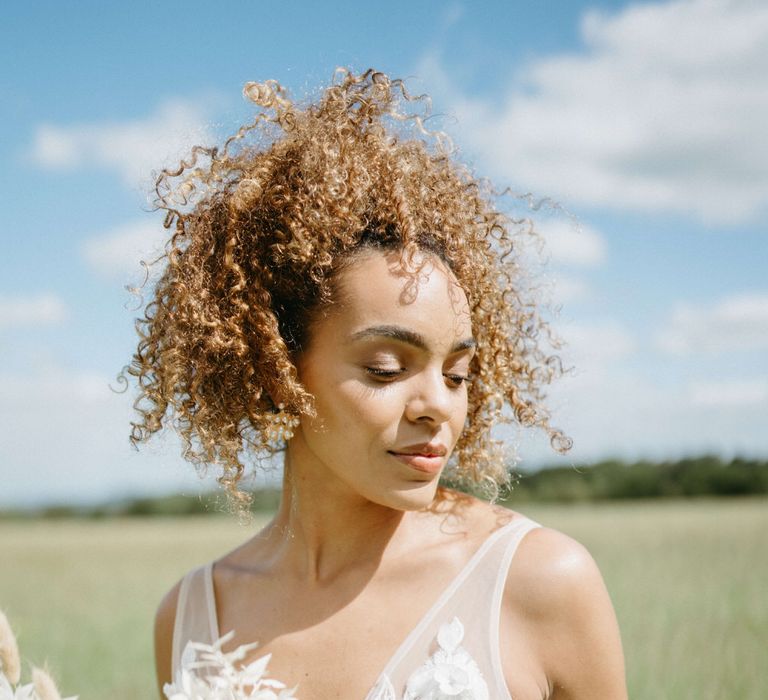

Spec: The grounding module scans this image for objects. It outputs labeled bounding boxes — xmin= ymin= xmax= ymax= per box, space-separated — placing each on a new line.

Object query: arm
xmin=504 ymin=527 xmax=628 ymax=700
xmin=154 ymin=581 xmax=182 ymax=700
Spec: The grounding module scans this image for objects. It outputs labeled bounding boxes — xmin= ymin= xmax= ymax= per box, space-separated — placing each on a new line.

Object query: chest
xmin=234 ymin=616 xmax=546 ymax=700
xmin=215 ymin=566 xmax=454 ymax=698
xmin=208 ymin=602 xmax=545 ymax=700
xmin=173 ymin=519 xmax=548 ymax=699
xmin=211 ymin=575 xmax=543 ymax=699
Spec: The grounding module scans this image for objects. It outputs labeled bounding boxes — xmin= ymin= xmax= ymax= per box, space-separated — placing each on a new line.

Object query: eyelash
xmin=365 ymin=367 xmax=471 ymax=387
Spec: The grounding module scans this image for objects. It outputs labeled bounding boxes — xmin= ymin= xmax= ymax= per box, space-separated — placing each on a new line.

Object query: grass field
xmin=0 ymin=498 xmax=765 ymax=699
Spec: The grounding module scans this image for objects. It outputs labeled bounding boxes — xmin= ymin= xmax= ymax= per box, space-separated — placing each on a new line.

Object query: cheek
xmin=450 ymin=393 xmax=469 ymax=438
xmin=335 ymin=380 xmax=405 ymax=432
xmin=305 ymin=375 xmax=405 ymax=438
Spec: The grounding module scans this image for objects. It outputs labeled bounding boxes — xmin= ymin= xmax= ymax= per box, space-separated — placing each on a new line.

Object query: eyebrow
xmin=350 ymin=324 xmax=476 ymax=354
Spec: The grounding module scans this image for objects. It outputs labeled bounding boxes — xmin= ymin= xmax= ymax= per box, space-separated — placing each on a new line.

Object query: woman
xmin=136 ymin=69 xmax=627 ymax=699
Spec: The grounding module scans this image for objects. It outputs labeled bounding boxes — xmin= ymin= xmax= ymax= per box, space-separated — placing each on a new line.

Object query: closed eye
xmin=445 ymin=373 xmax=471 ymax=388
xmin=365 ymin=367 xmax=472 ymax=387
xmin=365 ymin=367 xmax=404 ymax=380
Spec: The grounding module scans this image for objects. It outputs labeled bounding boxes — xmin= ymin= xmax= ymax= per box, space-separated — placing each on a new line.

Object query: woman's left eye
xmin=444 ymin=373 xmax=470 ymax=388
xmin=365 ymin=367 xmax=470 ymax=387
xmin=365 ymin=367 xmax=404 ymax=380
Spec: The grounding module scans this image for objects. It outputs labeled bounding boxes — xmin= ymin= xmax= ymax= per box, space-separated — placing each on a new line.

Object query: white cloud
xmin=421 ymin=0 xmax=768 ymax=224
xmin=0 ymin=293 xmax=68 ymax=330
xmin=512 ymin=218 xmax=604 ymax=307
xmin=559 ymin=321 xmax=635 ymax=365
xmin=515 ymin=360 xmax=768 ymax=467
xmin=656 ymin=292 xmax=768 ymax=354
xmin=546 ymin=275 xmax=591 ymax=305
xmin=1 ymin=368 xmax=112 ymax=404
xmin=442 ymin=2 xmax=464 ymax=28
xmin=0 ymin=366 xmax=208 ymax=507
xmin=28 ymin=97 xmax=218 ymax=188
xmin=82 ymin=219 xmax=167 ymax=281
xmin=689 ymin=378 xmax=768 ymax=407
xmin=537 ymin=219 xmax=607 ymax=267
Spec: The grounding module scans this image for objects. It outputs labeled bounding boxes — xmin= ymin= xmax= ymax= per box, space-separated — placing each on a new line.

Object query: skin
xmin=154 ymin=248 xmax=628 ymax=699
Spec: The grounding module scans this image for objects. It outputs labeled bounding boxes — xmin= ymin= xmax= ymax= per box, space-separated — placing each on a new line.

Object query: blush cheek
xmin=309 ymin=378 xmax=398 ymax=447
xmin=342 ymin=384 xmax=403 ymax=438
xmin=449 ymin=394 xmax=469 ymax=448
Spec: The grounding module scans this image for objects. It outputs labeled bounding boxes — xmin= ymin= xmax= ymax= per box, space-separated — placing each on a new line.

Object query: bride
xmin=134 ymin=69 xmax=627 ymax=699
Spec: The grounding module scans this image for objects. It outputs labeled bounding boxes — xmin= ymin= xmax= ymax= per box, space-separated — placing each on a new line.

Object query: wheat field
xmin=0 ymin=498 xmax=765 ymax=699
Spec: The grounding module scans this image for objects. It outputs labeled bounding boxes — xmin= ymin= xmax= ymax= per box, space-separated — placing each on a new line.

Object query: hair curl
xmin=125 ymin=68 xmax=571 ymax=513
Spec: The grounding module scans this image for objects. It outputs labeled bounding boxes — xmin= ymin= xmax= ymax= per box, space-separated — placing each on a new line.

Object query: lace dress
xmin=171 ymin=516 xmax=540 ymax=699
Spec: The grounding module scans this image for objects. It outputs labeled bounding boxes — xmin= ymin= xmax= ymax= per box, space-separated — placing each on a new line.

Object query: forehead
xmin=328 ymin=249 xmax=472 ymax=344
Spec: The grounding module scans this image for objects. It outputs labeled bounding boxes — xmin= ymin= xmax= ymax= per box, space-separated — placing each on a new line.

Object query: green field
xmin=1 ymin=498 xmax=765 ymax=699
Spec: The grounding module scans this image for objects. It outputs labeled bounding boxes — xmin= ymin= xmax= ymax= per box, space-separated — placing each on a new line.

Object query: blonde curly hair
xmin=125 ymin=68 xmax=571 ymax=513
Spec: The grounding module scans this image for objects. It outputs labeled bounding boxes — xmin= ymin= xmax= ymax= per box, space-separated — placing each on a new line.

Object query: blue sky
xmin=1 ymin=0 xmax=767 ymax=506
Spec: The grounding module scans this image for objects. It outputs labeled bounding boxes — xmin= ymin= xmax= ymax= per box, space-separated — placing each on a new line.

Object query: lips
xmin=387 ymin=442 xmax=447 ymax=475
xmin=390 ymin=442 xmax=448 ymax=457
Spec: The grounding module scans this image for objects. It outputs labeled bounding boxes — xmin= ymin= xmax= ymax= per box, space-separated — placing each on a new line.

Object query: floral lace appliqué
xmin=368 ymin=617 xmax=489 ymax=700
xmin=167 ymin=631 xmax=298 ymax=700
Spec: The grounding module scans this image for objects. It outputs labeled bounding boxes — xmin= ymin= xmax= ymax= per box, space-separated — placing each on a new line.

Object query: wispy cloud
xmin=689 ymin=378 xmax=768 ymax=408
xmin=547 ymin=275 xmax=591 ymax=305
xmin=538 ymin=219 xmax=606 ymax=267
xmin=27 ymin=96 xmax=219 ymax=188
xmin=82 ymin=219 xmax=167 ymax=281
xmin=0 ymin=365 xmax=199 ymax=506
xmin=0 ymin=294 xmax=68 ymax=330
xmin=516 ymin=219 xmax=605 ymax=307
xmin=656 ymin=293 xmax=768 ymax=354
xmin=560 ymin=320 xmax=635 ymax=364
xmin=420 ymin=0 xmax=768 ymax=224
xmin=0 ymin=367 xmax=111 ymax=404
xmin=536 ymin=362 xmax=768 ymax=464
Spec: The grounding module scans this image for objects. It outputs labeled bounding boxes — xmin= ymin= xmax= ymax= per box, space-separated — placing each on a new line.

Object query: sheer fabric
xmin=172 ymin=516 xmax=540 ymax=699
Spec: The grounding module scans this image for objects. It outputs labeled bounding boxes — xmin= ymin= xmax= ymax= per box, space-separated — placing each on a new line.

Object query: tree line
xmin=2 ymin=455 xmax=766 ymax=519
xmin=500 ymin=455 xmax=768 ymax=503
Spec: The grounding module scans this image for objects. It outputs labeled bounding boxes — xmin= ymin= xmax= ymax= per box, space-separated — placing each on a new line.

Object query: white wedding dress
xmin=172 ymin=516 xmax=540 ymax=700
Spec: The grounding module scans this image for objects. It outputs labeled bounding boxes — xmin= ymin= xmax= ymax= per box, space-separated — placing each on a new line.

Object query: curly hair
xmin=125 ymin=68 xmax=571 ymax=513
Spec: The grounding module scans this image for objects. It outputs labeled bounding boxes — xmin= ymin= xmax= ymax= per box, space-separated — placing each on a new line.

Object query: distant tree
xmin=503 ymin=455 xmax=768 ymax=503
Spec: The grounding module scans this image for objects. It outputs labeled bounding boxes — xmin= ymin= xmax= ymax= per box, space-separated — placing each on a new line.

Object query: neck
xmin=267 ymin=439 xmax=413 ymax=584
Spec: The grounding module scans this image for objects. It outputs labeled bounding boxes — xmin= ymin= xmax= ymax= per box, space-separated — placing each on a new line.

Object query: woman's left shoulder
xmin=496 ymin=515 xmax=628 ymax=699
xmin=433 ymin=495 xmax=605 ymax=597
xmin=505 ymin=522 xmax=604 ymax=605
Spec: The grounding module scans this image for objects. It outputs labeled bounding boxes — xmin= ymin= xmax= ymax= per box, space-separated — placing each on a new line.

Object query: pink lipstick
xmin=387 ymin=442 xmax=447 ymax=475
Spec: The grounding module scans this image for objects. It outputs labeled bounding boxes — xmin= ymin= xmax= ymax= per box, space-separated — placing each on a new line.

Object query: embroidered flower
xmin=403 ymin=618 xmax=488 ymax=700
xmin=165 ymin=631 xmax=298 ymax=700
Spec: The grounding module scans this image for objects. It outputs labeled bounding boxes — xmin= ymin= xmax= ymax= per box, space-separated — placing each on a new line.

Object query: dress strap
xmin=171 ymin=565 xmax=218 ymax=679
xmin=171 ymin=569 xmax=192 ymax=676
xmin=204 ymin=562 xmax=220 ymax=639
xmin=489 ymin=517 xmax=541 ymax=696
xmin=494 ymin=517 xmax=541 ymax=601
xmin=366 ymin=515 xmax=541 ymax=700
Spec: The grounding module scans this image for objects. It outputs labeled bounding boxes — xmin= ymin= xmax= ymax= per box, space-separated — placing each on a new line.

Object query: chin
xmin=375 ymin=479 xmax=442 ymax=511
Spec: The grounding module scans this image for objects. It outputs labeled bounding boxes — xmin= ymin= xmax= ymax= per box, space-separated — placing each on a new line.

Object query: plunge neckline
xmin=205 ymin=516 xmax=525 ymax=692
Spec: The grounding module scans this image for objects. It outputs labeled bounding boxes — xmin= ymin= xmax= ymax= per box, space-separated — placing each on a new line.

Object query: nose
xmin=404 ymin=367 xmax=456 ymax=425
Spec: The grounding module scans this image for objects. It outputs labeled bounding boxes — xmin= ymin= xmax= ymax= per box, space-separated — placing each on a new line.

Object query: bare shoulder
xmin=508 ymin=526 xmax=604 ymax=608
xmin=504 ymin=525 xmax=628 ymax=700
xmin=154 ymin=578 xmax=183 ymax=699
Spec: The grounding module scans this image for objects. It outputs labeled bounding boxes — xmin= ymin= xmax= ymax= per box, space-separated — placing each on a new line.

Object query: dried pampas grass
xmin=0 ymin=609 xmax=21 ymax=685
xmin=0 ymin=609 xmax=76 ymax=700
xmin=32 ymin=667 xmax=63 ymax=700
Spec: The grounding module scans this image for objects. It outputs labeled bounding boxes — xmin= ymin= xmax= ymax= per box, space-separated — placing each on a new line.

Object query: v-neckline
xmin=205 ymin=516 xmax=524 ymax=693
